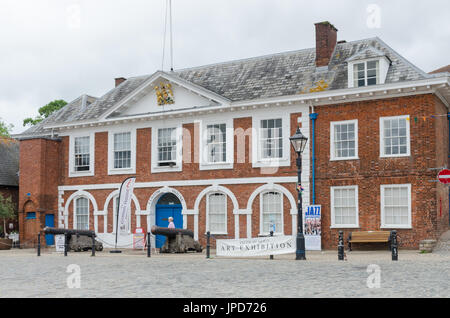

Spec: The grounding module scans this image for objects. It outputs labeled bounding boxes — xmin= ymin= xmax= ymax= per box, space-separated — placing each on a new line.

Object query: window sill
xmin=258 ymin=233 xmax=283 ymax=237
xmin=151 ymin=164 xmax=182 ymax=173
xmin=380 ymin=226 xmax=412 ymax=230
xmin=108 ymin=167 xmax=136 ymax=175
xmin=205 ymin=232 xmax=228 ymax=236
xmin=330 ymin=157 xmax=360 ymax=162
xmin=199 ymin=162 xmax=234 ymax=171
xmin=69 ymin=171 xmax=95 ymax=178
xmin=380 ymin=154 xmax=410 ymax=159
xmin=252 ymin=158 xmax=290 ymax=168
xmin=330 ymin=226 xmax=360 ymax=229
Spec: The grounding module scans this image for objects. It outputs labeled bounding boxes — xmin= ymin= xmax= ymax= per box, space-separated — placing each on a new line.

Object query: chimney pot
xmin=315 ymin=22 xmax=338 ymax=67
xmin=115 ymin=77 xmax=127 ymax=87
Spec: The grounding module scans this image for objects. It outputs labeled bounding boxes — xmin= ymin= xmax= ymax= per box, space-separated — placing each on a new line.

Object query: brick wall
xmin=313 ymin=94 xmax=448 ymax=249
xmin=18 ymin=138 xmax=61 ymax=246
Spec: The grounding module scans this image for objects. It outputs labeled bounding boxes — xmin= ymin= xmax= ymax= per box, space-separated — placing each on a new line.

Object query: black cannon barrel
xmin=151 ymin=225 xmax=194 ymax=238
xmin=43 ymin=227 xmax=96 ymax=238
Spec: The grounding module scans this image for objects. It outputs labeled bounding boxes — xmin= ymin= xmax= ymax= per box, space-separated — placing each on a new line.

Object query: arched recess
xmin=245 ymin=183 xmax=297 ymax=237
xmin=194 ymin=185 xmax=240 ymax=239
xmin=64 ymin=190 xmax=98 ymax=230
xmin=146 ymin=187 xmax=188 ymax=244
xmin=101 ymin=190 xmax=142 ymax=234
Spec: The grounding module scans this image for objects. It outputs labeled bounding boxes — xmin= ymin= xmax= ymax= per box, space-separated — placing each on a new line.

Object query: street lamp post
xmin=290 ymin=127 xmax=308 ymax=260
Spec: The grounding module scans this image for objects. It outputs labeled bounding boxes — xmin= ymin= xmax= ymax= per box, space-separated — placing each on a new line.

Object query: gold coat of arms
xmin=154 ymin=82 xmax=174 ymax=106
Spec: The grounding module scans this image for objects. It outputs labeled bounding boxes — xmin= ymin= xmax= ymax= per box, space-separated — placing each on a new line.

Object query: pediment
xmin=105 ymin=72 xmax=227 ymax=119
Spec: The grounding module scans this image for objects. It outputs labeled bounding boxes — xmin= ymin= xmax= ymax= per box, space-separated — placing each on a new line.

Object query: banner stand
xmin=110 ymin=176 xmax=136 ymax=254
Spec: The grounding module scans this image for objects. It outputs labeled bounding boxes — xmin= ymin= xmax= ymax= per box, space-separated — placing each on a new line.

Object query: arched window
xmin=207 ymin=193 xmax=227 ymax=234
xmin=75 ymin=197 xmax=89 ymax=230
xmin=260 ymin=192 xmax=283 ymax=235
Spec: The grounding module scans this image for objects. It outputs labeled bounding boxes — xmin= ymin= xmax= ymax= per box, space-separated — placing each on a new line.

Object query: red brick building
xmin=16 ymin=22 xmax=450 ymax=249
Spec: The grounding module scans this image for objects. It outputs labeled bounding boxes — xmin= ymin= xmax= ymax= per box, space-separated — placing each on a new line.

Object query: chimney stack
xmin=315 ymin=22 xmax=338 ymax=67
xmin=115 ymin=77 xmax=127 ymax=87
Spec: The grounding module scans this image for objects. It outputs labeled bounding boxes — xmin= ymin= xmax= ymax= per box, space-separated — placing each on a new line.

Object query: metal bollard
xmin=338 ymin=231 xmax=344 ymax=261
xmin=206 ymin=231 xmax=210 ymax=259
xmin=147 ymin=232 xmax=151 ymax=258
xmin=270 ymin=231 xmax=274 ymax=260
xmin=91 ymin=236 xmax=96 ymax=257
xmin=37 ymin=233 xmax=41 ymax=257
xmin=64 ymin=234 xmax=68 ymax=257
xmin=391 ymin=230 xmax=398 ymax=261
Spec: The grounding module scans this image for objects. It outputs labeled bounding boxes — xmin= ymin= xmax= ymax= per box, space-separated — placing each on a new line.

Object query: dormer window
xmin=347 ymin=47 xmax=391 ymax=89
xmin=353 ymin=60 xmax=380 ymax=87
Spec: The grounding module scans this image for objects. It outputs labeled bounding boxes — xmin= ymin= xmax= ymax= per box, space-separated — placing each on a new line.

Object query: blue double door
xmin=155 ymin=204 xmax=183 ymax=248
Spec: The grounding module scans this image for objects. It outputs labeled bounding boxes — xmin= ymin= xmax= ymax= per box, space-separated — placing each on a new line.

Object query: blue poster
xmin=304 ymin=205 xmax=321 ymax=251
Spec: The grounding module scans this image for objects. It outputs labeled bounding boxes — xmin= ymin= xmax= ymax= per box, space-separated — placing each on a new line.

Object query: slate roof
xmin=0 ymin=139 xmax=19 ymax=187
xmin=17 ymin=36 xmax=432 ymax=139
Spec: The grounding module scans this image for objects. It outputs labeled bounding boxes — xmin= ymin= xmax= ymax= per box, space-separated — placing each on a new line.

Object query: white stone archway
xmin=194 ymin=185 xmax=240 ymax=238
xmin=100 ymin=190 xmax=143 ymax=234
xmin=146 ymin=186 xmax=188 ymax=244
xmin=246 ymin=183 xmax=298 ymax=238
xmin=64 ymin=190 xmax=99 ymax=230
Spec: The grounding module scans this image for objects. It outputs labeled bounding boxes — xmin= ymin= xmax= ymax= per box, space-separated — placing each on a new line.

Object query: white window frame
xmin=199 ymin=118 xmax=234 ymax=170
xmin=379 ymin=115 xmax=411 ymax=158
xmin=380 ymin=184 xmax=412 ymax=229
xmin=108 ymin=128 xmax=136 ymax=175
xmin=206 ymin=193 xmax=228 ymax=235
xmin=74 ymin=196 xmax=89 ymax=230
xmin=330 ymin=120 xmax=359 ymax=161
xmin=330 ymin=185 xmax=359 ymax=229
xmin=348 ymin=57 xmax=390 ymax=88
xmin=252 ymin=111 xmax=291 ymax=168
xmin=69 ymin=133 xmax=95 ymax=177
xmin=151 ymin=122 xmax=183 ymax=173
xmin=259 ymin=191 xmax=284 ymax=236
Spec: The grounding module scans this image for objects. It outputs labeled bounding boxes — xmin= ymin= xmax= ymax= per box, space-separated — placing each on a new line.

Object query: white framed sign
xmin=55 ymin=235 xmax=65 ymax=253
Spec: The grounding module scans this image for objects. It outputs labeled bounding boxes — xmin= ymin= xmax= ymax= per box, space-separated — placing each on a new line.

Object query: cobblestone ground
xmin=0 ymin=247 xmax=449 ymax=298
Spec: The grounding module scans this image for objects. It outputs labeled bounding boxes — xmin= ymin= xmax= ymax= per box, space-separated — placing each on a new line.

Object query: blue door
xmin=155 ymin=205 xmax=183 ymax=248
xmin=45 ymin=214 xmax=55 ymax=246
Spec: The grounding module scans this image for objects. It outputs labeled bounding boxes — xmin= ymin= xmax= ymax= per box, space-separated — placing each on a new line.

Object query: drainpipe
xmin=309 ymin=112 xmax=318 ymax=205
xmin=448 ymin=112 xmax=450 ymax=160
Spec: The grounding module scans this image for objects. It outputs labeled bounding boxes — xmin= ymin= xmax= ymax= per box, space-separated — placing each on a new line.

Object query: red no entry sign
xmin=438 ymin=169 xmax=450 ymax=184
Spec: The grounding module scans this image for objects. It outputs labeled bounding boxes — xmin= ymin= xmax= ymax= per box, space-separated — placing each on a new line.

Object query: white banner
xmin=216 ymin=236 xmax=295 ymax=257
xmin=117 ymin=177 xmax=136 ymax=236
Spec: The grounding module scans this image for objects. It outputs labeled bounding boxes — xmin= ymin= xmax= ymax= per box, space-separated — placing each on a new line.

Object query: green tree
xmin=0 ymin=118 xmax=14 ymax=138
xmin=0 ymin=194 xmax=16 ymax=236
xmin=23 ymin=99 xmax=68 ymax=127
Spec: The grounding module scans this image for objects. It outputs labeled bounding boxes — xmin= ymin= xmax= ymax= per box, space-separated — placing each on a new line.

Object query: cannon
xmin=43 ymin=227 xmax=103 ymax=252
xmin=151 ymin=225 xmax=202 ymax=253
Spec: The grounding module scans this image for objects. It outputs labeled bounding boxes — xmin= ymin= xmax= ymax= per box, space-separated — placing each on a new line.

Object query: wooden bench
xmin=348 ymin=231 xmax=392 ymax=251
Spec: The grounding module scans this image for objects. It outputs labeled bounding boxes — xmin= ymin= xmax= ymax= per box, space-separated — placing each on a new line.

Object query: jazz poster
xmin=304 ymin=205 xmax=321 ymax=251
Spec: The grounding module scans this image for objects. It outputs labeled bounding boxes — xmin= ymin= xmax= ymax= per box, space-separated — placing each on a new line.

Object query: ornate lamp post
xmin=290 ymin=127 xmax=308 ymax=260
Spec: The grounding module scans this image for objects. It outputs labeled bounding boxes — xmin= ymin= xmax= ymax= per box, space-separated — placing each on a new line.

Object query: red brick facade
xmin=17 ymin=93 xmax=450 ymax=250
xmin=313 ymin=94 xmax=449 ymax=248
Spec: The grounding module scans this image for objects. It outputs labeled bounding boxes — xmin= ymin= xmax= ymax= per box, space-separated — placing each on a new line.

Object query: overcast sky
xmin=1 ymin=0 xmax=449 ymax=134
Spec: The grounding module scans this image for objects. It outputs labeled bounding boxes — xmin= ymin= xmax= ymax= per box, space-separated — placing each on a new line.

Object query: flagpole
xmin=110 ymin=176 xmax=136 ymax=254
